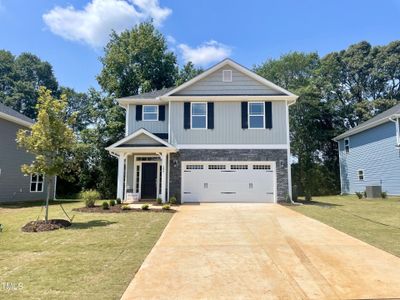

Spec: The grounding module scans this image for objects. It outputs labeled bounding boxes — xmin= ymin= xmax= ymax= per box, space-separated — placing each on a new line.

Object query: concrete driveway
xmin=121 ymin=204 xmax=400 ymax=299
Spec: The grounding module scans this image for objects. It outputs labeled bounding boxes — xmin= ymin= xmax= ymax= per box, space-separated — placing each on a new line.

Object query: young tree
xmin=17 ymin=87 xmax=77 ymax=221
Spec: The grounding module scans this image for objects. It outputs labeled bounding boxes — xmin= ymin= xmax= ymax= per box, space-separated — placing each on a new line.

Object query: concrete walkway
xmin=121 ymin=204 xmax=400 ymax=299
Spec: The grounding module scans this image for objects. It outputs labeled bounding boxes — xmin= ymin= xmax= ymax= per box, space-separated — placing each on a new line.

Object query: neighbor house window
xmin=30 ymin=174 xmax=44 ymax=192
xmin=191 ymin=102 xmax=207 ymax=129
xmin=358 ymin=170 xmax=364 ymax=181
xmin=142 ymin=105 xmax=158 ymax=121
xmin=248 ymin=102 xmax=265 ymax=129
xmin=344 ymin=138 xmax=350 ymax=154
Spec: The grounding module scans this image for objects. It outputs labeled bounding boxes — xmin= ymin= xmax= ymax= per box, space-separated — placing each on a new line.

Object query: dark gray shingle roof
xmin=126 ymin=87 xmax=176 ymax=99
xmin=0 ymin=102 xmax=34 ymax=124
xmin=334 ymin=103 xmax=400 ymax=140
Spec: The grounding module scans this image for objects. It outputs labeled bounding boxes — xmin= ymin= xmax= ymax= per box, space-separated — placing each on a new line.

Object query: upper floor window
xmin=142 ymin=105 xmax=158 ymax=121
xmin=30 ymin=174 xmax=44 ymax=192
xmin=357 ymin=169 xmax=364 ymax=181
xmin=191 ymin=102 xmax=207 ymax=129
xmin=248 ymin=102 xmax=265 ymax=129
xmin=344 ymin=138 xmax=350 ymax=154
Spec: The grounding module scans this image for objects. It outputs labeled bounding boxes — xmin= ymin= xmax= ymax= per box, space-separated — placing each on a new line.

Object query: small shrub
xmin=102 ymin=201 xmax=109 ymax=210
xmin=141 ymin=204 xmax=149 ymax=210
xmin=355 ymin=192 xmax=363 ymax=199
xmin=169 ymin=196 xmax=177 ymax=205
xmin=116 ymin=198 xmax=122 ymax=204
xmin=162 ymin=204 xmax=171 ymax=210
xmin=156 ymin=198 xmax=162 ymax=205
xmin=81 ymin=189 xmax=101 ymax=208
xmin=381 ymin=191 xmax=387 ymax=199
xmin=363 ymin=190 xmax=367 ymax=198
xmin=121 ymin=205 xmax=130 ymax=210
xmin=109 ymin=200 xmax=116 ymax=206
xmin=285 ymin=194 xmax=291 ymax=203
xmin=305 ymin=194 xmax=312 ymax=201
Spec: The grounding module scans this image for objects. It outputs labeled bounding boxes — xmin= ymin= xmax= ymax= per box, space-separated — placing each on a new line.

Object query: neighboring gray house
xmin=0 ymin=103 xmax=54 ymax=202
xmin=106 ymin=59 xmax=298 ymax=203
xmin=334 ymin=103 xmax=400 ymax=195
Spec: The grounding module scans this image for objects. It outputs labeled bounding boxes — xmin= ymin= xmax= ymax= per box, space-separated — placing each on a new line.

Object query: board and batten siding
xmin=169 ymin=101 xmax=287 ymax=145
xmin=0 ymin=118 xmax=53 ymax=202
xmin=174 ymin=67 xmax=282 ymax=96
xmin=339 ymin=121 xmax=400 ymax=195
xmin=127 ymin=104 xmax=168 ymax=135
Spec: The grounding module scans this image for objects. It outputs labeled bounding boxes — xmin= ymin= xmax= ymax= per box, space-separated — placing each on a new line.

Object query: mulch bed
xmin=22 ymin=219 xmax=71 ymax=232
xmin=73 ymin=204 xmax=175 ymax=214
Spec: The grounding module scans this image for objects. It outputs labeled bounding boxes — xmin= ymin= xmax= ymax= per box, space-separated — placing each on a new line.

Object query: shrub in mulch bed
xmin=73 ymin=204 xmax=175 ymax=213
xmin=22 ymin=219 xmax=71 ymax=232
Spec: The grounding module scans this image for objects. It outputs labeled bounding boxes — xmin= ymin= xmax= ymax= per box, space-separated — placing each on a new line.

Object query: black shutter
xmin=184 ymin=102 xmax=190 ymax=129
xmin=241 ymin=102 xmax=248 ymax=129
xmin=159 ymin=105 xmax=165 ymax=121
xmin=136 ymin=105 xmax=142 ymax=121
xmin=265 ymin=102 xmax=272 ymax=129
xmin=207 ymin=102 xmax=214 ymax=129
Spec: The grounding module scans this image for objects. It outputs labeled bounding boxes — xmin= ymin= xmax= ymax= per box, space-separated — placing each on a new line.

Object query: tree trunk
xmin=45 ymin=177 xmax=52 ymax=222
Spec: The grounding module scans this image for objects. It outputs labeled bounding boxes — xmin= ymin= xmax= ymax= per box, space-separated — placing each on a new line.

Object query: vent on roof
xmin=222 ymin=70 xmax=232 ymax=82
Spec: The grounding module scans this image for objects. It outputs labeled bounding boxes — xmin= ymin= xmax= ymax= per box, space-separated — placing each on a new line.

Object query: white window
xmin=358 ymin=170 xmax=364 ymax=181
xmin=142 ymin=105 xmax=158 ymax=121
xmin=30 ymin=174 xmax=44 ymax=192
xmin=191 ymin=102 xmax=207 ymax=129
xmin=344 ymin=138 xmax=350 ymax=154
xmin=248 ymin=102 xmax=265 ymax=129
xmin=222 ymin=70 xmax=232 ymax=82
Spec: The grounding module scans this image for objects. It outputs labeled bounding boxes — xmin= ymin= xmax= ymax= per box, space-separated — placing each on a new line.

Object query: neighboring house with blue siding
xmin=0 ymin=103 xmax=55 ymax=202
xmin=106 ymin=59 xmax=298 ymax=204
xmin=334 ymin=104 xmax=400 ymax=195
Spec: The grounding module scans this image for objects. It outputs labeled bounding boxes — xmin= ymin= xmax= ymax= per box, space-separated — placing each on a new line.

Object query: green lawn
xmin=0 ymin=200 xmax=172 ymax=300
xmin=289 ymin=195 xmax=400 ymax=257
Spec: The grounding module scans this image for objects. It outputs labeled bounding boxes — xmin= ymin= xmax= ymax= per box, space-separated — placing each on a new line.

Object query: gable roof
xmin=163 ymin=58 xmax=297 ymax=99
xmin=334 ymin=103 xmax=400 ymax=141
xmin=117 ymin=58 xmax=298 ymax=106
xmin=0 ymin=103 xmax=34 ymax=127
xmin=105 ymin=128 xmax=176 ymax=152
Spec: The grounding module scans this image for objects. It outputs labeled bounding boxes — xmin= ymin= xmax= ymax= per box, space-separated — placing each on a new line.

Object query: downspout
xmin=388 ymin=115 xmax=400 ymax=146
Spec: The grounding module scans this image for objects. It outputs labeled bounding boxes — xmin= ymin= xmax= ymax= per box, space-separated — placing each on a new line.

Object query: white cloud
xmin=166 ymin=35 xmax=176 ymax=45
xmin=43 ymin=0 xmax=172 ymax=48
xmin=178 ymin=40 xmax=232 ymax=67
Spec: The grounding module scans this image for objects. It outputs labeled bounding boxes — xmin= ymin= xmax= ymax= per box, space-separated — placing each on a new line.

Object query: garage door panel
xmin=182 ymin=162 xmax=275 ymax=203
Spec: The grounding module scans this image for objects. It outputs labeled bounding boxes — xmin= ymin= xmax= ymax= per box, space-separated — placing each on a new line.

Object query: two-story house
xmin=106 ymin=59 xmax=298 ymax=203
xmin=0 ymin=103 xmax=55 ymax=202
xmin=334 ymin=103 xmax=400 ymax=195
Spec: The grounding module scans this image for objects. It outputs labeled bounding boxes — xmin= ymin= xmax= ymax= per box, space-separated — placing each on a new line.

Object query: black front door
xmin=141 ymin=163 xmax=157 ymax=199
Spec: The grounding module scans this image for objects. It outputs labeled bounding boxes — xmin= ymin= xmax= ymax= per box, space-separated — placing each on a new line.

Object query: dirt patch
xmin=22 ymin=219 xmax=71 ymax=232
xmin=73 ymin=204 xmax=175 ymax=214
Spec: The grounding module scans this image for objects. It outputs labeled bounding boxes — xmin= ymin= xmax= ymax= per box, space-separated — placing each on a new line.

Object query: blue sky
xmin=0 ymin=0 xmax=399 ymax=92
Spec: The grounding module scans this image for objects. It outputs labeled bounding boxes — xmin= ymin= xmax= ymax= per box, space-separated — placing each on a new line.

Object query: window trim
xmin=248 ymin=102 xmax=265 ymax=129
xmin=357 ymin=169 xmax=364 ymax=181
xmin=190 ymin=102 xmax=208 ymax=130
xmin=30 ymin=173 xmax=44 ymax=193
xmin=344 ymin=138 xmax=350 ymax=154
xmin=142 ymin=105 xmax=159 ymax=121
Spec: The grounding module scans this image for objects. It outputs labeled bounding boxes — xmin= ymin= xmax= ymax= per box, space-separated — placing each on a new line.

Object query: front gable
xmin=164 ymin=59 xmax=295 ymax=98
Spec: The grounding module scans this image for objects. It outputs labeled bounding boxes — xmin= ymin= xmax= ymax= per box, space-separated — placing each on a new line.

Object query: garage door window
xmin=253 ymin=165 xmax=271 ymax=170
xmin=186 ymin=165 xmax=204 ymax=170
xmin=208 ymin=165 xmax=226 ymax=170
xmin=231 ymin=165 xmax=248 ymax=169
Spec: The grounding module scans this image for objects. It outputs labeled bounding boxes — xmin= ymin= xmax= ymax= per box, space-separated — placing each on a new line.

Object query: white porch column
xmin=160 ymin=152 xmax=167 ymax=203
xmin=117 ymin=154 xmax=125 ymax=200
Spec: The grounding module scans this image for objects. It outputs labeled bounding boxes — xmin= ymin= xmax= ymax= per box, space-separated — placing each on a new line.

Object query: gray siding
xmin=339 ymin=121 xmax=400 ymax=195
xmin=169 ymin=101 xmax=288 ymax=145
xmin=0 ymin=118 xmax=53 ymax=202
xmin=127 ymin=104 xmax=168 ymax=135
xmin=124 ymin=133 xmax=162 ymax=145
xmin=174 ymin=67 xmax=282 ymax=96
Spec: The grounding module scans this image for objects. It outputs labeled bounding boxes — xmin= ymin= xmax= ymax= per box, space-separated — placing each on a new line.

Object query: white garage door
xmin=181 ymin=161 xmax=276 ymax=203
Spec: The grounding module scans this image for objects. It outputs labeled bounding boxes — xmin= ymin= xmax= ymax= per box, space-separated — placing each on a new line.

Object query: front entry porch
xmin=105 ymin=128 xmax=177 ymax=203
